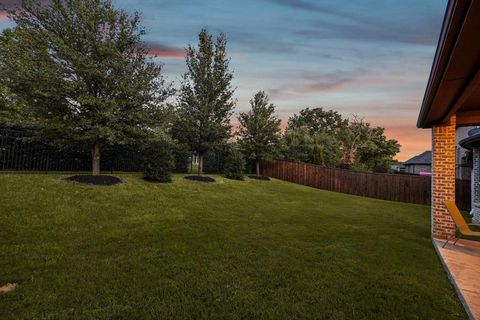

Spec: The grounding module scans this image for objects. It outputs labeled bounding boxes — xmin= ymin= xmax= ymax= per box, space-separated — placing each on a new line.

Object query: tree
xmin=142 ymin=136 xmax=176 ymax=183
xmin=0 ymin=87 xmax=31 ymax=127
xmin=347 ymin=117 xmax=400 ymax=172
xmin=173 ymin=29 xmax=236 ymax=175
xmin=287 ymin=107 xmax=349 ymax=136
xmin=238 ymin=91 xmax=281 ymax=176
xmin=284 ymin=108 xmax=399 ymax=171
xmin=282 ymin=127 xmax=341 ymax=167
xmin=223 ymin=144 xmax=246 ymax=180
xmin=0 ymin=0 xmax=171 ymax=176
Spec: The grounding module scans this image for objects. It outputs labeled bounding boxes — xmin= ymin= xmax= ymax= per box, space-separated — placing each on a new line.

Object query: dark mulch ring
xmin=184 ymin=175 xmax=216 ymax=183
xmin=248 ymin=175 xmax=271 ymax=181
xmin=64 ymin=175 xmax=123 ymax=186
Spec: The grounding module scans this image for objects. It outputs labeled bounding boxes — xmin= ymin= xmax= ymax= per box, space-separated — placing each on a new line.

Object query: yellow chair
xmin=443 ymin=200 xmax=480 ymax=247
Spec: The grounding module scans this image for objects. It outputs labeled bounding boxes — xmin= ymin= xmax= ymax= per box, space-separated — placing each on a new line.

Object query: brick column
xmin=432 ymin=115 xmax=456 ymax=239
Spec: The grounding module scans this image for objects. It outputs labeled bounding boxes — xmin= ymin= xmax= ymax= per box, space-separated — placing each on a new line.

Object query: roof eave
xmin=417 ymin=0 xmax=470 ymax=129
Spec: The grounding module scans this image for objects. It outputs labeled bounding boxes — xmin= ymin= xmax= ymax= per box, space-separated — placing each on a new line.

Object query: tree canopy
xmin=172 ymin=28 xmax=236 ymax=174
xmin=238 ymin=91 xmax=281 ymax=176
xmin=287 ymin=107 xmax=349 ymax=136
xmin=281 ymin=127 xmax=341 ymax=167
xmin=0 ymin=0 xmax=172 ymax=175
xmin=283 ymin=108 xmax=400 ymax=171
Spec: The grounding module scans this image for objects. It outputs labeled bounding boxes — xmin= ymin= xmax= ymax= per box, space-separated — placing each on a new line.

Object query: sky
xmin=0 ymin=0 xmax=447 ymax=161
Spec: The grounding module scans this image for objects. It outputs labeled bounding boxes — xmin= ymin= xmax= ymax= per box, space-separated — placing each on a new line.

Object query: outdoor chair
xmin=443 ymin=200 xmax=480 ymax=247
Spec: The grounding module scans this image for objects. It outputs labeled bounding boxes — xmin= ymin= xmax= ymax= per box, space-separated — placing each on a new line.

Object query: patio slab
xmin=434 ymin=238 xmax=480 ymax=320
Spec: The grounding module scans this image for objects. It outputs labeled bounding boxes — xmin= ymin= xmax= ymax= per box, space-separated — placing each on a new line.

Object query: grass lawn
xmin=462 ymin=211 xmax=480 ymax=233
xmin=0 ymin=173 xmax=467 ymax=319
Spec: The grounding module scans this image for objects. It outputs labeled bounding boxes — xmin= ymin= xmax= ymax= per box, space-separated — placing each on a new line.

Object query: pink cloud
xmin=1 ymin=0 xmax=21 ymax=6
xmin=146 ymin=43 xmax=184 ymax=59
xmin=1 ymin=0 xmax=51 ymax=16
xmin=0 ymin=11 xmax=8 ymax=21
xmin=1 ymin=0 xmax=50 ymax=6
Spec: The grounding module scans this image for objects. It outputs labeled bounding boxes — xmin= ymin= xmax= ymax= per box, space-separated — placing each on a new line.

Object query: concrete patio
xmin=434 ymin=239 xmax=480 ymax=320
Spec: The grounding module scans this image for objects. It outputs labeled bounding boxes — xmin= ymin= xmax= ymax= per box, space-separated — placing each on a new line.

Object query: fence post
xmin=303 ymin=163 xmax=307 ymax=185
xmin=45 ymin=151 xmax=49 ymax=174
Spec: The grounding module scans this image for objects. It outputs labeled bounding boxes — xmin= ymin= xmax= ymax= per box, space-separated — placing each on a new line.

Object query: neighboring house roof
xmin=404 ymin=151 xmax=432 ymax=165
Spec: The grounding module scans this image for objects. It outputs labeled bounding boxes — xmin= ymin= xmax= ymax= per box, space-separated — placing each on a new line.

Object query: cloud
xmin=269 ymin=0 xmax=444 ymax=45
xmin=269 ymin=0 xmax=324 ymax=11
xmin=0 ymin=0 xmax=18 ymax=21
xmin=296 ymin=18 xmax=440 ymax=46
xmin=0 ymin=11 xmax=8 ymax=21
xmin=267 ymin=0 xmax=354 ymax=19
xmin=267 ymin=69 xmax=371 ymax=98
xmin=0 ymin=0 xmax=52 ymax=15
xmin=0 ymin=0 xmax=21 ymax=7
xmin=1 ymin=0 xmax=50 ymax=18
xmin=298 ymin=78 xmax=350 ymax=93
xmin=273 ymin=0 xmax=445 ymax=46
xmin=298 ymin=70 xmax=365 ymax=92
xmin=145 ymin=43 xmax=185 ymax=59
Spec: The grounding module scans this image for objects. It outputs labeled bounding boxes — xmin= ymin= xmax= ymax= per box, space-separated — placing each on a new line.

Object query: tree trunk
xmin=198 ymin=153 xmax=204 ymax=175
xmin=91 ymin=143 xmax=101 ymax=176
xmin=256 ymin=160 xmax=260 ymax=176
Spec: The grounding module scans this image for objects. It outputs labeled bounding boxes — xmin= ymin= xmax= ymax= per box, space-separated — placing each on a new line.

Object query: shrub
xmin=203 ymin=145 xmax=228 ymax=174
xmin=224 ymin=146 xmax=246 ymax=180
xmin=142 ymin=138 xmax=176 ymax=182
xmin=173 ymin=143 xmax=191 ymax=173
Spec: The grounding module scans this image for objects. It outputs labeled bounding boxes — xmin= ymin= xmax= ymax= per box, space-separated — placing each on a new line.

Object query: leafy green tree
xmin=0 ymin=0 xmax=171 ymax=176
xmin=284 ymin=109 xmax=399 ymax=171
xmin=281 ymin=127 xmax=314 ymax=163
xmin=287 ymin=107 xmax=349 ymax=136
xmin=0 ymin=87 xmax=32 ymax=127
xmin=348 ymin=117 xmax=400 ymax=172
xmin=238 ymin=91 xmax=281 ymax=176
xmin=282 ymin=127 xmax=341 ymax=167
xmin=173 ymin=29 xmax=236 ymax=175
xmin=142 ymin=136 xmax=176 ymax=183
xmin=223 ymin=144 xmax=246 ymax=180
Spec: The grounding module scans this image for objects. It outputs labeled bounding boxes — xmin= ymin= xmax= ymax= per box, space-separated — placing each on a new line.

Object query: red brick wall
xmin=432 ymin=115 xmax=456 ymax=239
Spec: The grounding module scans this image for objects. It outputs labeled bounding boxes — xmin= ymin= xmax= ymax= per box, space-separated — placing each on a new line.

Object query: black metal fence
xmin=1 ymin=126 xmax=264 ymax=174
xmin=0 ymin=127 xmax=170 ymax=172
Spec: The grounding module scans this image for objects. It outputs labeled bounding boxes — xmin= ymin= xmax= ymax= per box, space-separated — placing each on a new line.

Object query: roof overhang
xmin=417 ymin=0 xmax=480 ymax=128
xmin=459 ymin=133 xmax=480 ymax=149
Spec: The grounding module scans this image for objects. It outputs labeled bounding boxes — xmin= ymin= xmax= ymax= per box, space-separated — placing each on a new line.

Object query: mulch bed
xmin=64 ymin=175 xmax=123 ymax=186
xmin=248 ymin=175 xmax=271 ymax=181
xmin=184 ymin=175 xmax=216 ymax=183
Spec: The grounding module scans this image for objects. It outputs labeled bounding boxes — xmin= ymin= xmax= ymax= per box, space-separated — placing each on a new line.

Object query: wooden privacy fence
xmin=261 ymin=160 xmax=471 ymax=209
xmin=456 ymin=179 xmax=471 ymax=211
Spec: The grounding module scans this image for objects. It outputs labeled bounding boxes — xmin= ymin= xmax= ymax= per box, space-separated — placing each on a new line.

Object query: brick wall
xmin=432 ymin=115 xmax=456 ymax=239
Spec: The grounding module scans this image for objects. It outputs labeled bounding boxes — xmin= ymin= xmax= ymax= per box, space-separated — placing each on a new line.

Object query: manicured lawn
xmin=0 ymin=173 xmax=467 ymax=319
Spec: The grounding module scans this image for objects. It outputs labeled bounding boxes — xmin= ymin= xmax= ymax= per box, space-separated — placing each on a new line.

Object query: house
xmin=417 ymin=0 xmax=480 ymax=239
xmin=403 ymin=151 xmax=431 ymax=174
xmin=417 ymin=2 xmax=480 ymax=317
xmin=403 ymin=137 xmax=474 ymax=178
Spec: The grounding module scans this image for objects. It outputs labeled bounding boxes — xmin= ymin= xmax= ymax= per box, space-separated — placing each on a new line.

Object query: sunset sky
xmin=0 ymin=0 xmax=448 ymax=161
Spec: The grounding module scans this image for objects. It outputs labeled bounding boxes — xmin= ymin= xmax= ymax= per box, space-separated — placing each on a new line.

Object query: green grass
xmin=461 ymin=211 xmax=480 ymax=237
xmin=0 ymin=173 xmax=467 ymax=319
